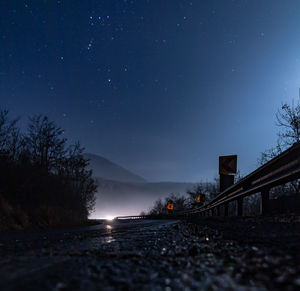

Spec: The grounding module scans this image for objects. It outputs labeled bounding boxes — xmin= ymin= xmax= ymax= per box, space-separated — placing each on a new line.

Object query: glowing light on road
xmin=105 ymin=215 xmax=115 ymax=221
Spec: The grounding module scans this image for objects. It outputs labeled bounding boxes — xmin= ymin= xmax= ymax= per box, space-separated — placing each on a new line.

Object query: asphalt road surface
xmin=0 ymin=217 xmax=299 ymax=290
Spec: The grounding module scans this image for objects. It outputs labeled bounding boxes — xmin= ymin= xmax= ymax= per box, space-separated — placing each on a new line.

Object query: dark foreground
xmin=0 ymin=217 xmax=299 ymax=290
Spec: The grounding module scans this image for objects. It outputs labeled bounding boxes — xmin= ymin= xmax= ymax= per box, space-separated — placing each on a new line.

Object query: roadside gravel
xmin=0 ymin=217 xmax=299 ymax=290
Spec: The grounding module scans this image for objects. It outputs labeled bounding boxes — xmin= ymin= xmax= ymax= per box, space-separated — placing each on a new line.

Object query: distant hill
xmin=91 ymin=177 xmax=196 ymax=218
xmin=84 ymin=153 xmax=146 ymax=183
xmin=84 ymin=153 xmax=197 ymax=218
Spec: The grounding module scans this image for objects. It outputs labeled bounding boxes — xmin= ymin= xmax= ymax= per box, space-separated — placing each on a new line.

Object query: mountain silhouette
xmin=85 ymin=153 xmax=197 ymax=218
xmin=84 ymin=153 xmax=147 ymax=183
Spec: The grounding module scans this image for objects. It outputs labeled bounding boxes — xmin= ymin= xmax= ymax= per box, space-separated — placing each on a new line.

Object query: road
xmin=0 ymin=219 xmax=177 ymax=290
xmin=0 ymin=217 xmax=299 ymax=290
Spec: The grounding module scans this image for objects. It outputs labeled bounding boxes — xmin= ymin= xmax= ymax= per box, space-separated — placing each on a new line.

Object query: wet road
xmin=0 ymin=219 xmax=176 ymax=251
xmin=0 ymin=219 xmax=177 ymax=290
xmin=0 ymin=217 xmax=299 ymax=290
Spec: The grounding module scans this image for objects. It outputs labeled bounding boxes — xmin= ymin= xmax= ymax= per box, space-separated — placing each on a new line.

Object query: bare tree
xmin=259 ymin=98 xmax=300 ymax=164
xmin=0 ymin=109 xmax=22 ymax=159
xmin=26 ymin=115 xmax=66 ymax=172
xmin=148 ymin=198 xmax=165 ymax=215
xmin=258 ymin=98 xmax=300 ymax=195
xmin=186 ymin=181 xmax=219 ymax=209
xmin=167 ymin=193 xmax=187 ymax=212
xmin=276 ymin=100 xmax=300 ymax=146
xmin=0 ymin=110 xmax=98 ymax=225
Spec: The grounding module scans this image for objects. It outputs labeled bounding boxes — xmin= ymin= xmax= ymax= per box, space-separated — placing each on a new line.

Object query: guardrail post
xmin=217 ymin=205 xmax=220 ymax=216
xmin=224 ymin=202 xmax=229 ymax=216
xmin=260 ymin=189 xmax=270 ymax=216
xmin=237 ymin=197 xmax=243 ymax=216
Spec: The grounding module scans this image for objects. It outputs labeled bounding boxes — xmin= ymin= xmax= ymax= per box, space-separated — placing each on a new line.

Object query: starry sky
xmin=1 ymin=0 xmax=300 ymax=182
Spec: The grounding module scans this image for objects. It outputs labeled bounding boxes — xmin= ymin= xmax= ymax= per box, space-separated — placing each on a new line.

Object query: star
xmin=87 ymin=40 xmax=93 ymax=50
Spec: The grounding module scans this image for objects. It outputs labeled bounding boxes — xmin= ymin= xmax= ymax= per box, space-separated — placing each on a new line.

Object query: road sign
xmin=197 ymin=194 xmax=201 ymax=203
xmin=167 ymin=203 xmax=174 ymax=210
xmin=219 ymin=155 xmax=237 ymax=175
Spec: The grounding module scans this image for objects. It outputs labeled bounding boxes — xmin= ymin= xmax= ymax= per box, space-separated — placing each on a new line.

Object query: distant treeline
xmin=0 ymin=109 xmax=97 ymax=229
xmin=147 ymin=98 xmax=300 ymax=216
xmin=144 ymin=182 xmax=219 ymax=216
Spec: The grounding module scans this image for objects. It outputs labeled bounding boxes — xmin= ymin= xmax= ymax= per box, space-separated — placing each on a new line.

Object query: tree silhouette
xmin=258 ymin=99 xmax=300 ymax=196
xmin=26 ymin=115 xmax=66 ymax=172
xmin=259 ymin=98 xmax=300 ymax=164
xmin=0 ymin=109 xmax=97 ymax=228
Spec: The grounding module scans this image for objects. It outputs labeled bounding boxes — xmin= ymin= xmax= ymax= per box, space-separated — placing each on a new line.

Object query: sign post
xmin=218 ymin=154 xmax=237 ymax=216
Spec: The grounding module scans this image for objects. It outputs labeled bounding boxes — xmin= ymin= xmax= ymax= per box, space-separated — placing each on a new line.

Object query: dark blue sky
xmin=1 ymin=0 xmax=300 ymax=182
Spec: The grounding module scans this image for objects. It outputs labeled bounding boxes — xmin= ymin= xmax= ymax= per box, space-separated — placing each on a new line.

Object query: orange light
xmin=197 ymin=194 xmax=201 ymax=203
xmin=167 ymin=203 xmax=174 ymax=210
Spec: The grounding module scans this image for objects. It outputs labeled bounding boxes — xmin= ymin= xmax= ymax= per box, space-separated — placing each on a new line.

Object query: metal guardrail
xmin=115 ymin=214 xmax=181 ymax=220
xmin=115 ymin=215 xmax=147 ymax=220
xmin=116 ymin=142 xmax=300 ymax=220
xmin=187 ymin=141 xmax=300 ymax=217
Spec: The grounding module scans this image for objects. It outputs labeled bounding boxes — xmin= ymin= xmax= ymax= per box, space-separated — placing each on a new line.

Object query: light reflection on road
xmin=87 ymin=220 xmax=177 ymax=247
xmin=104 ymin=223 xmax=115 ymax=243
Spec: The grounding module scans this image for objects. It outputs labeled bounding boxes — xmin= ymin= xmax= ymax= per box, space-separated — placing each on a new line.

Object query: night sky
xmin=1 ymin=0 xmax=300 ymax=182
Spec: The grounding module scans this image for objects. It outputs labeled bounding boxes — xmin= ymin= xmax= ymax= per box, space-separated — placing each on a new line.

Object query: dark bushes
xmin=0 ymin=110 xmax=97 ymax=229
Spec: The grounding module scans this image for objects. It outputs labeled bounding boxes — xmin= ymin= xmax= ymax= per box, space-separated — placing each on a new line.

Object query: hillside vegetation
xmin=0 ymin=110 xmax=97 ymax=229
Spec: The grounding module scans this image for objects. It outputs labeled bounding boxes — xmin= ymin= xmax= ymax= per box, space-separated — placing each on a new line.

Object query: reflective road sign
xmin=167 ymin=203 xmax=174 ymax=210
xmin=219 ymin=155 xmax=237 ymax=175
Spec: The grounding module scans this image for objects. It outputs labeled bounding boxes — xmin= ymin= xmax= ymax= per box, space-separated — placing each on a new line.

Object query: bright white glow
xmin=105 ymin=215 xmax=115 ymax=221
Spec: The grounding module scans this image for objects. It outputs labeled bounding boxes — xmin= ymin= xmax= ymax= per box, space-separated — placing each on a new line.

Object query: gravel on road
xmin=0 ymin=217 xmax=299 ymax=290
